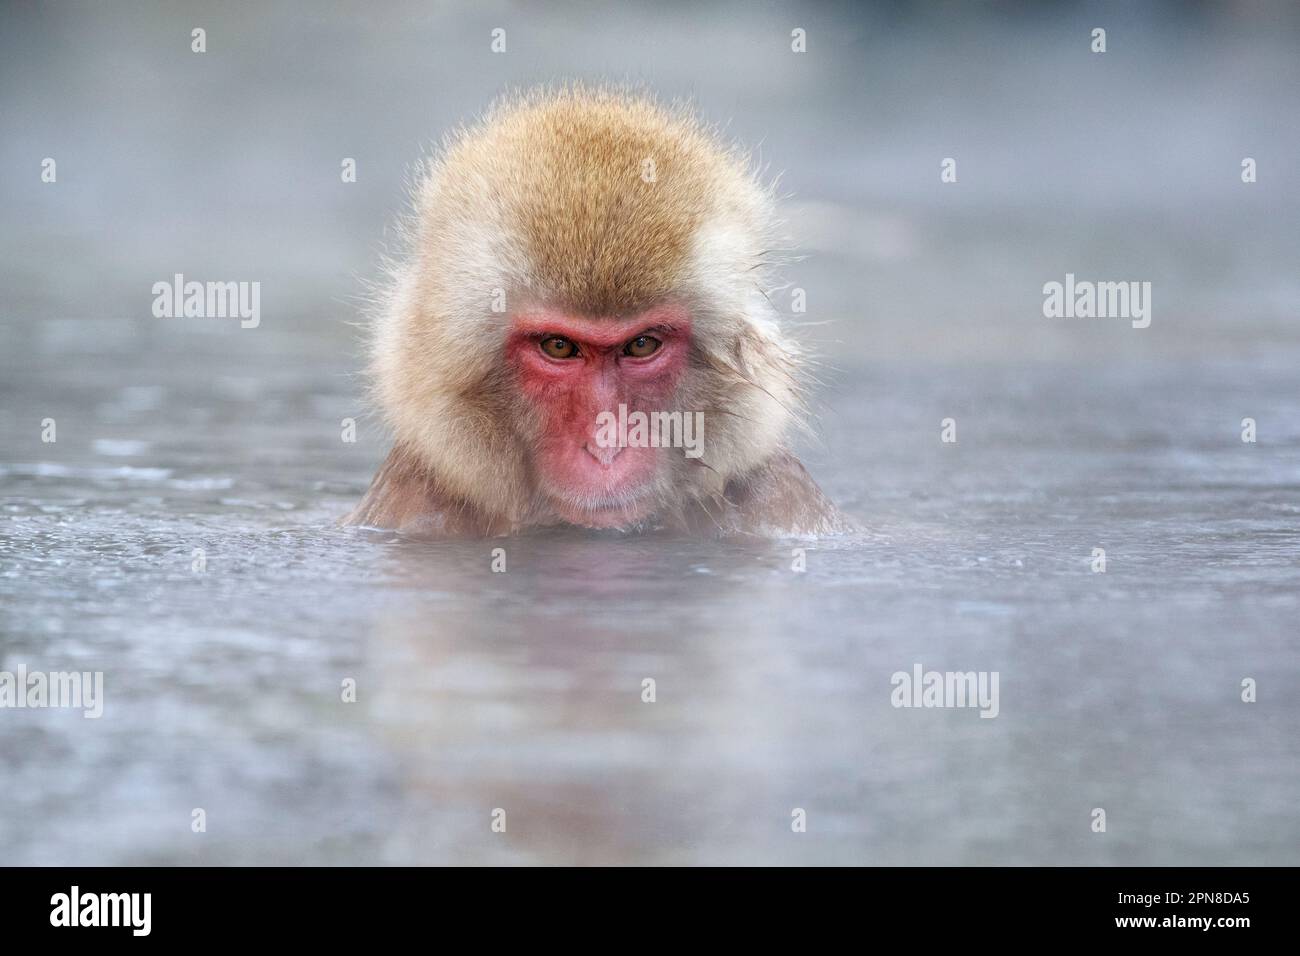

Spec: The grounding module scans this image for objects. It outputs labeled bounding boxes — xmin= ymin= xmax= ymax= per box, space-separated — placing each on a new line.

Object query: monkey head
xmin=366 ymin=86 xmax=812 ymax=532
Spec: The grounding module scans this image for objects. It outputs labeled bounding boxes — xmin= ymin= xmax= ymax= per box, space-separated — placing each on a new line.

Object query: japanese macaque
xmin=347 ymin=86 xmax=849 ymax=536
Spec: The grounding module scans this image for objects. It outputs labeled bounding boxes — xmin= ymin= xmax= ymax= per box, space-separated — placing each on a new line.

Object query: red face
xmin=505 ymin=304 xmax=692 ymax=528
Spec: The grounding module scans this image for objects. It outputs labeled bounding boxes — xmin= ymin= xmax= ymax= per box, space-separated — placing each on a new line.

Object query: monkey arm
xmin=709 ymin=449 xmax=856 ymax=537
xmin=343 ymin=444 xmax=507 ymax=536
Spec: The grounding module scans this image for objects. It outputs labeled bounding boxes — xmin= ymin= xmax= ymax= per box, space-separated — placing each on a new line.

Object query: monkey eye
xmin=540 ymin=336 xmax=579 ymax=359
xmin=623 ymin=335 xmax=662 ymax=358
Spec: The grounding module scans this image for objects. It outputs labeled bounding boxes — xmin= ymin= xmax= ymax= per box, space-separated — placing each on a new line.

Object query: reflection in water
xmin=367 ymin=533 xmax=843 ymax=865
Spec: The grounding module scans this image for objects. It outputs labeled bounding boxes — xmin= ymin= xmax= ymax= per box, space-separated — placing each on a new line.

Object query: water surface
xmin=2 ymin=337 xmax=1296 ymax=865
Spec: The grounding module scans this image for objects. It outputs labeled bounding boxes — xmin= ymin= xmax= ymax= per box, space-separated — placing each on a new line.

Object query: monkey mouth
xmin=535 ymin=441 xmax=661 ymax=528
xmin=544 ymin=486 xmax=656 ymax=529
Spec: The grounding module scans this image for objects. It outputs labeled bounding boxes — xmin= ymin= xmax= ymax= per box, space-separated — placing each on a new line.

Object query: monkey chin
xmin=542 ymin=488 xmax=657 ymax=530
xmin=555 ymin=503 xmax=650 ymax=530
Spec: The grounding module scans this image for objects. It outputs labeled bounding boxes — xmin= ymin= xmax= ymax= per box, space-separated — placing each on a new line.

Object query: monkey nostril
xmin=584 ymin=442 xmax=622 ymax=466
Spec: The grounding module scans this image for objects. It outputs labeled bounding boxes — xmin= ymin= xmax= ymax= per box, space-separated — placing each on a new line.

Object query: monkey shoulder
xmin=343 ymin=444 xmax=500 ymax=536
xmin=716 ymin=450 xmax=855 ymax=537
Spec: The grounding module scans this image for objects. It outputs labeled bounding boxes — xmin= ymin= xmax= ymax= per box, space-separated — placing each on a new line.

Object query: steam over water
xmin=2 ymin=2 xmax=1298 ymax=863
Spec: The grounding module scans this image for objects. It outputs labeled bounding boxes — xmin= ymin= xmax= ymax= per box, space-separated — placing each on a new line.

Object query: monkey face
xmin=505 ymin=304 xmax=693 ymax=528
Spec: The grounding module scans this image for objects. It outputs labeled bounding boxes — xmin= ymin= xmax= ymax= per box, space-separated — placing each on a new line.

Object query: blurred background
xmin=1 ymin=0 xmax=1297 ymax=865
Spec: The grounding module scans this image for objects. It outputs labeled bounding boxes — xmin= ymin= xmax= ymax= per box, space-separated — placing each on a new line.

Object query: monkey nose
xmin=584 ymin=442 xmax=623 ymax=467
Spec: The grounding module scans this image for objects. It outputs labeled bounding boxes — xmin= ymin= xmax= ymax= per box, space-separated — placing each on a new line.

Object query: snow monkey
xmin=347 ymin=86 xmax=849 ymax=536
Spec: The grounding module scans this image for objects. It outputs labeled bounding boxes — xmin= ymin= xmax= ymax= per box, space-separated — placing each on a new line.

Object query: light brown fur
xmin=348 ymin=85 xmax=849 ymax=536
